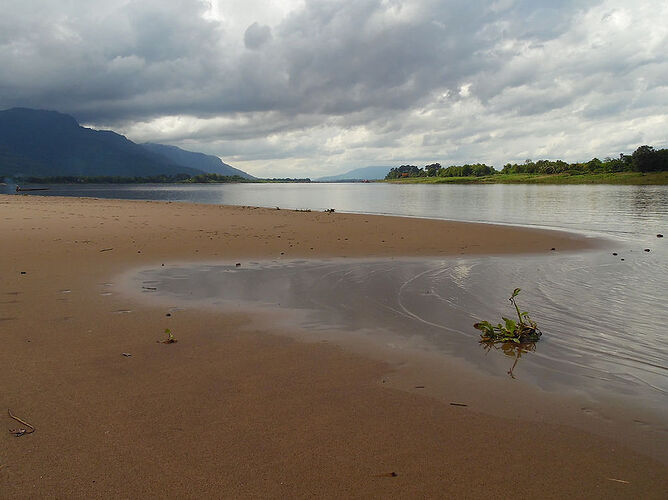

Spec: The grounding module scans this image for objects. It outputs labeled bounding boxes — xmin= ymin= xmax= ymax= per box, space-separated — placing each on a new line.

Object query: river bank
xmin=1 ymin=194 xmax=665 ymax=498
xmin=383 ymin=171 xmax=668 ymax=185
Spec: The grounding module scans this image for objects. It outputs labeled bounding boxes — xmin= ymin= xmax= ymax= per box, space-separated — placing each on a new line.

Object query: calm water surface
xmin=5 ymin=182 xmax=667 ymax=242
xmin=6 ymin=183 xmax=668 ymax=414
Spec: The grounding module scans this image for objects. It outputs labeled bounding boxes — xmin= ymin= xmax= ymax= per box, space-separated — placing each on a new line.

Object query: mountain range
xmin=0 ymin=108 xmax=253 ymax=179
xmin=316 ymin=165 xmax=391 ymax=181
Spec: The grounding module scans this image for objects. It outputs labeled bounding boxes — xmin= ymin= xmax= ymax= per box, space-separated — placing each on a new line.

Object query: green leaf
xmin=502 ymin=317 xmax=517 ymax=332
xmin=473 ymin=321 xmax=494 ymax=335
xmin=512 ymin=288 xmax=521 ymax=298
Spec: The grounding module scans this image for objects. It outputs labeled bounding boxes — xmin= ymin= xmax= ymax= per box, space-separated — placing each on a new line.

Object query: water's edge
xmin=114 ymin=255 xmax=668 ymax=462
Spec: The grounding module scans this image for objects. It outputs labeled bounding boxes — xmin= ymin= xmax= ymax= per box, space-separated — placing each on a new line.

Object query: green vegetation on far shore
xmin=384 ymin=145 xmax=668 ymax=185
xmin=385 ymin=171 xmax=668 ymax=185
xmin=2 ymin=173 xmax=312 ymax=185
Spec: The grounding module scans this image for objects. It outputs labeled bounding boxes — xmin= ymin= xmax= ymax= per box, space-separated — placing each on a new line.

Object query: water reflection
xmin=480 ymin=341 xmax=538 ymax=379
xmin=126 ymin=253 xmax=668 ymax=417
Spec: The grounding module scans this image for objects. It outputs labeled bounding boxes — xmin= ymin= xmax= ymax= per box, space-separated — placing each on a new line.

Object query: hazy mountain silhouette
xmin=316 ymin=165 xmax=391 ymax=181
xmin=142 ymin=143 xmax=254 ymax=179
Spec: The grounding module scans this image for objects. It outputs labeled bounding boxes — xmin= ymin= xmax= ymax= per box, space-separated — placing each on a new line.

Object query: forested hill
xmin=0 ymin=108 xmax=252 ymax=179
xmin=0 ymin=108 xmax=204 ymax=178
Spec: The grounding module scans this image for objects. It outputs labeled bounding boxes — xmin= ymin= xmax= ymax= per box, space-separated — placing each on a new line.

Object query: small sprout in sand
xmin=474 ymin=288 xmax=542 ymax=344
xmin=158 ymin=328 xmax=178 ymax=344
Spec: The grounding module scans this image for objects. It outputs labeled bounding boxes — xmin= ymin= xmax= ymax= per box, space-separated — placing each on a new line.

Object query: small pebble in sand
xmin=550 ymin=248 xmax=556 ymax=251
xmin=644 ymin=248 xmax=650 ymax=252
xmin=657 ymin=234 xmax=664 ymax=238
xmin=612 ymin=252 xmax=618 ymax=256
xmin=235 ymin=263 xmax=241 ymax=267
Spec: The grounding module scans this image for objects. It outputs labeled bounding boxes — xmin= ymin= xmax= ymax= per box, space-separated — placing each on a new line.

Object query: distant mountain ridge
xmin=316 ymin=165 xmax=391 ymax=181
xmin=0 ymin=108 xmax=252 ymax=179
xmin=142 ymin=143 xmax=254 ymax=179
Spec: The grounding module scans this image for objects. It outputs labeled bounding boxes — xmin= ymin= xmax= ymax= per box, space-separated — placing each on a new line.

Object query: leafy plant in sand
xmin=158 ymin=328 xmax=178 ymax=344
xmin=473 ymin=288 xmax=542 ymax=344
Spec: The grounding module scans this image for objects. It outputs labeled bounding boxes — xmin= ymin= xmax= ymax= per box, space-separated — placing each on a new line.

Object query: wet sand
xmin=1 ymin=194 xmax=666 ymax=498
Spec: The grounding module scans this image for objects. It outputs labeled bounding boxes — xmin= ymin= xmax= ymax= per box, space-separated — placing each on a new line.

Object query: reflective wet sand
xmin=121 ymin=250 xmax=668 ymax=444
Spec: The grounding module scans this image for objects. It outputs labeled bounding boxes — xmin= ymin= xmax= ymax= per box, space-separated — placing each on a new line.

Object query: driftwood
xmin=15 ymin=186 xmax=50 ymax=192
xmin=8 ymin=409 xmax=35 ymax=436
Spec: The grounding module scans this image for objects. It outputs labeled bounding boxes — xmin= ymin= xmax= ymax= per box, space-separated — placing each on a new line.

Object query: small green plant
xmin=474 ymin=288 xmax=542 ymax=344
xmin=158 ymin=328 xmax=178 ymax=344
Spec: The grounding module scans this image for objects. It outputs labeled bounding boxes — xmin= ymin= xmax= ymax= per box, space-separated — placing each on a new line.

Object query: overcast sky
xmin=1 ymin=0 xmax=666 ymax=177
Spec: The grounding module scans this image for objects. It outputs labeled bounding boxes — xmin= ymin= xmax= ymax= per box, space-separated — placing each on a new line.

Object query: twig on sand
xmin=8 ymin=409 xmax=35 ymax=436
xmin=606 ymin=478 xmax=630 ymax=484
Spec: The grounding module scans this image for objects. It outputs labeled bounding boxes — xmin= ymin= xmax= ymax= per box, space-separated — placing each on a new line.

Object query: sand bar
xmin=1 ymin=194 xmax=665 ymax=498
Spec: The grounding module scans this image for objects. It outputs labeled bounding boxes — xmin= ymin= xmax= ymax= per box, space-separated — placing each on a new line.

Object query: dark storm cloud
xmin=0 ymin=0 xmax=595 ymax=124
xmin=1 ymin=0 xmax=666 ymax=176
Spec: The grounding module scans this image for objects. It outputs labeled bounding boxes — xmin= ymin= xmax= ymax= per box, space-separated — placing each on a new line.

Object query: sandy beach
xmin=1 ymin=194 xmax=665 ymax=498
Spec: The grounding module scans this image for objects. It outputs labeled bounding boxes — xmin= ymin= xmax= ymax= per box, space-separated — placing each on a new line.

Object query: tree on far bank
xmin=425 ymin=163 xmax=441 ymax=176
xmin=632 ymin=145 xmax=668 ymax=172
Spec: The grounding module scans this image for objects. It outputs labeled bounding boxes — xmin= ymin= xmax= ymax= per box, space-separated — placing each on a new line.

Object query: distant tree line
xmin=3 ymin=173 xmax=279 ymax=184
xmin=0 ymin=173 xmax=315 ymax=184
xmin=183 ymin=173 xmax=253 ymax=183
xmin=385 ymin=163 xmax=495 ymax=179
xmin=8 ymin=174 xmax=194 ymax=184
xmin=385 ymin=145 xmax=668 ymax=179
xmin=260 ymin=178 xmax=312 ymax=183
xmin=502 ymin=146 xmax=668 ymax=174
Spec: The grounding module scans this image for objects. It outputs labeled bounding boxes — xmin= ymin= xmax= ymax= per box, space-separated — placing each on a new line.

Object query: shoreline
xmin=382 ymin=171 xmax=668 ymax=185
xmin=1 ymin=194 xmax=665 ymax=497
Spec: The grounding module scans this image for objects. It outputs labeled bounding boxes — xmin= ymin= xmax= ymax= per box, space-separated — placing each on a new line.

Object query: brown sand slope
xmin=1 ymin=195 xmax=665 ymax=498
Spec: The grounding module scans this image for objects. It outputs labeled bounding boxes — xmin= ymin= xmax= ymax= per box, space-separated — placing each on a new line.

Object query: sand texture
xmin=1 ymin=194 xmax=665 ymax=498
